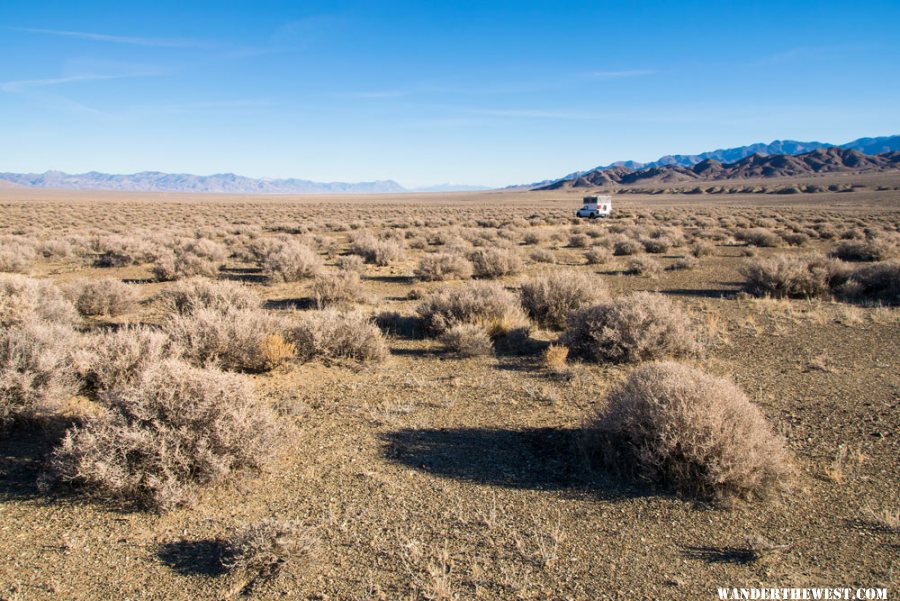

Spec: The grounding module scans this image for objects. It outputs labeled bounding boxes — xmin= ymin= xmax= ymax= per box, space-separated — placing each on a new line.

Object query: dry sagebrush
xmin=261 ymin=240 xmax=322 ymax=282
xmin=0 ymin=274 xmax=78 ymax=327
xmin=78 ymin=325 xmax=174 ymax=393
xmin=312 ymin=270 xmax=364 ymax=308
xmin=468 ymin=248 xmax=522 ymax=278
xmin=415 ymin=252 xmax=474 ymax=281
xmin=520 ymin=270 xmax=608 ymax=330
xmin=563 ymin=292 xmax=701 ymax=363
xmin=739 ymin=255 xmax=849 ymax=299
xmin=48 ymin=359 xmax=282 ymax=511
xmin=288 ymin=309 xmax=388 ymax=363
xmin=416 ymin=281 xmax=529 ymax=338
xmin=439 ymin=324 xmax=493 ymax=357
xmin=1 ymin=321 xmax=78 ymax=427
xmin=584 ymin=362 xmax=792 ymax=500
xmin=64 ymin=277 xmax=138 ymax=317
xmin=158 ymin=277 xmax=259 ymax=316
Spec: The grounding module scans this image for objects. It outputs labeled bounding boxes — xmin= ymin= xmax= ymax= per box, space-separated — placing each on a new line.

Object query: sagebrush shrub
xmin=439 ymin=324 xmax=493 ymax=357
xmin=739 ymin=255 xmax=849 ymax=299
xmin=520 ymin=271 xmax=608 ymax=330
xmin=152 ymin=240 xmax=225 ymax=280
xmin=468 ymin=248 xmax=522 ymax=278
xmin=349 ymin=233 xmax=405 ymax=266
xmin=736 ymin=228 xmax=781 ymax=247
xmin=0 ymin=274 xmax=78 ymax=327
xmin=613 ymin=238 xmax=642 ymax=256
xmin=1 ymin=321 xmax=78 ymax=427
xmin=48 ymin=360 xmax=282 ymax=511
xmin=530 ymin=249 xmax=556 ymax=264
xmin=839 ymin=260 xmax=900 ymax=305
xmin=563 ymin=292 xmax=701 ymax=363
xmin=289 ymin=310 xmax=388 ymax=363
xmin=312 ymin=270 xmax=364 ymax=308
xmin=416 ymin=282 xmax=529 ymax=338
xmin=158 ymin=277 xmax=259 ymax=316
xmin=262 ymin=240 xmax=322 ymax=282
xmin=0 ymin=243 xmax=36 ymax=273
xmin=65 ymin=278 xmax=138 ymax=317
xmin=623 ymin=257 xmax=662 ymax=277
xmin=415 ymin=253 xmax=474 ymax=281
xmin=690 ymin=240 xmax=714 ymax=257
xmin=335 ymin=255 xmax=366 ymax=273
xmin=584 ymin=361 xmax=792 ymax=499
xmin=79 ymin=325 xmax=173 ymax=392
xmin=164 ymin=307 xmax=289 ymax=372
xmin=829 ymin=239 xmax=895 ymax=262
xmin=584 ymin=248 xmax=612 ymax=265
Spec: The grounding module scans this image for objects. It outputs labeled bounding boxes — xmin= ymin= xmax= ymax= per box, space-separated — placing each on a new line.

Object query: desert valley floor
xmin=0 ymin=174 xmax=898 ymax=600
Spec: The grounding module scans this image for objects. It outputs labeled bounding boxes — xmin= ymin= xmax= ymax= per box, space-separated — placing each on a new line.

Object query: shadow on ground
xmin=681 ymin=546 xmax=757 ymax=564
xmin=0 ymin=419 xmax=70 ymax=503
xmin=157 ymin=539 xmax=228 ymax=576
xmin=381 ymin=427 xmax=645 ymax=501
xmin=264 ymin=298 xmax=317 ymax=311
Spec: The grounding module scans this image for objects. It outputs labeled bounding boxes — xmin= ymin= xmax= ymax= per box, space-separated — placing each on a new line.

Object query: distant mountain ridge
xmin=536 ymin=147 xmax=900 ymax=190
xmin=0 ymin=170 xmax=410 ymax=194
xmin=531 ymin=135 xmax=900 ymax=189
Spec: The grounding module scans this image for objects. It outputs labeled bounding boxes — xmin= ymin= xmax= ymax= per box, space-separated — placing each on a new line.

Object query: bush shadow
xmin=380 ymin=427 xmax=646 ymax=501
xmin=157 ymin=539 xmax=228 ymax=577
xmin=681 ymin=546 xmax=756 ymax=564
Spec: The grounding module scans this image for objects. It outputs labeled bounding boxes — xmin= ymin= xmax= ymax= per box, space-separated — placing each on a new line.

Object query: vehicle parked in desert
xmin=575 ymin=195 xmax=612 ymax=218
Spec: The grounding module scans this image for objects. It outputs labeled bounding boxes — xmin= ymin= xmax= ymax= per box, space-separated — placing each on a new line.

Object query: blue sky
xmin=1 ymin=1 xmax=898 ymax=188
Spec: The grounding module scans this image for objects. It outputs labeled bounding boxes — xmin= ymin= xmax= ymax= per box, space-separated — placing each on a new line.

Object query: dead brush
xmin=259 ymin=334 xmax=296 ymax=370
xmin=221 ymin=518 xmax=318 ymax=576
xmin=542 ymin=344 xmax=570 ymax=375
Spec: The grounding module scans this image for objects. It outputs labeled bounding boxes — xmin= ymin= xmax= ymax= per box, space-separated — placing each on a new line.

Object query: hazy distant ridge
xmin=0 ymin=170 xmax=416 ymax=194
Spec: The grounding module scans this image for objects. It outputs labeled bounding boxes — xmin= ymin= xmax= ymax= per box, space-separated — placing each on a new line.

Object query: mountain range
xmin=530 ymin=135 xmax=900 ymax=189
xmin=0 ymin=171 xmax=491 ymax=195
xmin=536 ymin=147 xmax=900 ymax=190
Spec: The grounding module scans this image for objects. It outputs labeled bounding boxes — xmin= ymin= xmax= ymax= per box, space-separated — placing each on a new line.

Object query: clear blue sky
xmin=1 ymin=1 xmax=898 ymax=188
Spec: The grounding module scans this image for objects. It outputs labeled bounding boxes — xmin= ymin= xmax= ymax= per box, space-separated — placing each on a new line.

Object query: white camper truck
xmin=575 ymin=195 xmax=612 ymax=218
